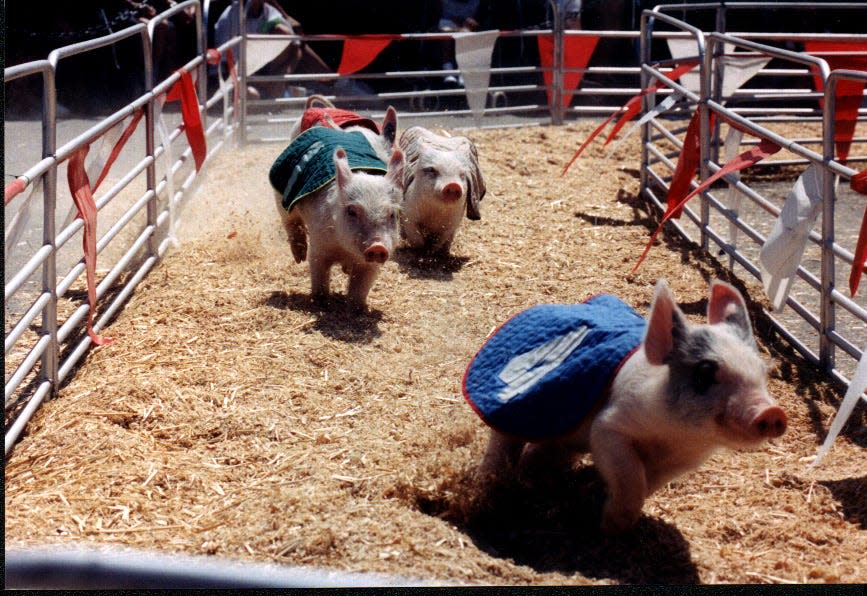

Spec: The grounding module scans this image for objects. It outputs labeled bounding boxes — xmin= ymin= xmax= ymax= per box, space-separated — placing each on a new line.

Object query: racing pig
xmin=398 ymin=126 xmax=486 ymax=255
xmin=269 ymin=126 xmax=404 ymax=310
xmin=463 ymin=279 xmax=787 ymax=534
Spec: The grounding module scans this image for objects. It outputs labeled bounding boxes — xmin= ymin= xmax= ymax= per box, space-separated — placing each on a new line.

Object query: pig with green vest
xmin=270 ymin=126 xmax=404 ymax=310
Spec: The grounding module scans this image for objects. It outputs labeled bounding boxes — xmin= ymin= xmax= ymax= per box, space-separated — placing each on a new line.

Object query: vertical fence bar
xmin=238 ymin=0 xmax=248 ymax=145
xmin=143 ymin=25 xmax=159 ymax=258
xmin=639 ymin=11 xmax=653 ymax=197
xmin=39 ymin=64 xmax=59 ymax=401
xmin=700 ymin=33 xmax=714 ymax=252
xmin=550 ymin=0 xmax=564 ymax=125
xmin=820 ymin=75 xmax=838 ymax=370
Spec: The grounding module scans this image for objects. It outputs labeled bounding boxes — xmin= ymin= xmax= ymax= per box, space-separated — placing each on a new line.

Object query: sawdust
xmin=4 ymin=120 xmax=866 ymax=585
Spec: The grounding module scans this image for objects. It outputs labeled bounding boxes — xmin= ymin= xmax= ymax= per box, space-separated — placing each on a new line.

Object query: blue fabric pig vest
xmin=462 ymin=295 xmax=646 ymax=441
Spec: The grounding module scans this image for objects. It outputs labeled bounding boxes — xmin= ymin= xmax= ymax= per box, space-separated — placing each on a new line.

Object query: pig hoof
xmin=290 ymin=242 xmax=307 ymax=263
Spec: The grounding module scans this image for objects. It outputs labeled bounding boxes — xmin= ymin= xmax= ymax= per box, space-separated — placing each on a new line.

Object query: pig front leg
xmin=345 ymin=263 xmax=381 ymax=311
xmin=590 ymin=425 xmax=648 ymax=534
xmin=401 ymin=218 xmax=426 ymax=250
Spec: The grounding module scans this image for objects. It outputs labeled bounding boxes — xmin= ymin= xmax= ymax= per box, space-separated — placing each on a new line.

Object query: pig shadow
xmin=263 ymin=290 xmax=384 ymax=343
xmin=819 ymin=475 xmax=867 ymax=529
xmin=393 ymin=247 xmax=470 ymax=281
xmin=774 ymin=346 xmax=867 ymax=452
xmin=414 ymin=465 xmax=699 ymax=584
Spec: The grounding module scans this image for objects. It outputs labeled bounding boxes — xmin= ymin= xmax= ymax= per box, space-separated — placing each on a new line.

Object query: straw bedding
xmin=5 ymin=120 xmax=866 ymax=585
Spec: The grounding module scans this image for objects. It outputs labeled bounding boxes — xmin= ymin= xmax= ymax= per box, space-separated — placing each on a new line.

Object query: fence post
xmin=639 ymin=10 xmax=653 ymax=198
xmin=550 ymin=0 xmax=564 ymax=125
xmin=40 ymin=65 xmax=60 ymax=400
xmin=820 ymin=75 xmax=838 ymax=371
xmin=699 ymin=32 xmax=714 ymax=252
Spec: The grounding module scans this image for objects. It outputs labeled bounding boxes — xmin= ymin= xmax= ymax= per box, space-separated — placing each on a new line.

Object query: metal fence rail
xmin=638 ymin=9 xmax=866 ymax=389
xmin=4 ymin=1 xmax=240 ymax=453
xmin=5 ymin=1 xmax=866 ymax=457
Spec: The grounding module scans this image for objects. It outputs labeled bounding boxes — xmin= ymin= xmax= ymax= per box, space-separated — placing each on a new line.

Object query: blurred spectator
xmin=214 ymin=0 xmax=331 ymax=98
xmin=561 ymin=0 xmax=582 ymax=30
xmin=439 ymin=0 xmax=482 ymax=87
xmin=136 ymin=0 xmax=198 ymax=82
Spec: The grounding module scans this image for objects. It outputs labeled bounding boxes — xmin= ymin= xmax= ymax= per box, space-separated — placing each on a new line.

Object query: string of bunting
xmin=631 ymin=110 xmax=783 ymax=274
xmin=561 ymin=60 xmax=700 ymax=176
xmin=63 ymin=107 xmax=147 ymax=346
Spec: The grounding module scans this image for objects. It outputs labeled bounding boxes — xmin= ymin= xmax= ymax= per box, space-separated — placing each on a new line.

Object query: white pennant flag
xmin=454 ymin=30 xmax=499 ymax=121
xmin=246 ymin=37 xmax=293 ymax=75
xmin=603 ymin=93 xmax=679 ymax=160
xmin=666 ymin=40 xmax=771 ymax=101
xmin=809 ymin=344 xmax=867 ymax=468
xmin=759 ymin=164 xmax=823 ymax=311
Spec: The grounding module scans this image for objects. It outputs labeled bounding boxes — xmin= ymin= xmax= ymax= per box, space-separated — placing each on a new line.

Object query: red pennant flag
xmin=166 ymin=69 xmax=206 ymax=171
xmin=338 ymin=36 xmax=392 ymax=75
xmin=632 ymin=136 xmax=781 ymax=274
xmin=537 ymin=34 xmax=599 ymax=109
xmin=805 ymin=41 xmax=867 ymax=163
xmin=663 ymin=109 xmax=710 ymax=218
xmin=5 ymin=177 xmax=27 ymax=205
xmin=67 ymin=147 xmax=115 ymax=346
xmin=93 ymin=108 xmax=144 ymax=191
xmin=849 ymin=170 xmax=867 ymax=296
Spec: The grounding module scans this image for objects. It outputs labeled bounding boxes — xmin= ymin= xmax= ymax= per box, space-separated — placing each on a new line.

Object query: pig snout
xmin=719 ymin=396 xmax=787 ymax=443
xmin=751 ymin=405 xmax=787 ymax=438
xmin=441 ymin=182 xmax=464 ymax=202
xmin=364 ymin=242 xmax=390 ymax=263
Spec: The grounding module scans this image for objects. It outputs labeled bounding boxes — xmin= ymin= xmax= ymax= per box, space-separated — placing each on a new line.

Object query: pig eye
xmin=345 ymin=205 xmax=358 ymax=218
xmin=423 ymin=166 xmax=438 ymax=177
xmin=692 ymin=359 xmax=718 ymax=393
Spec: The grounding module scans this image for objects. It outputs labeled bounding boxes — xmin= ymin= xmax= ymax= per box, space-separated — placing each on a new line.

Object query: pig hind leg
xmin=287 ymin=213 xmax=308 ymax=264
xmin=275 ymin=192 xmax=308 ymax=263
xmin=478 ymin=430 xmax=525 ymax=482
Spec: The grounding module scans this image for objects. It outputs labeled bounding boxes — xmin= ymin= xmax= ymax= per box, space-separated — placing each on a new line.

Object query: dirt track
xmin=5 ymin=121 xmax=866 ymax=585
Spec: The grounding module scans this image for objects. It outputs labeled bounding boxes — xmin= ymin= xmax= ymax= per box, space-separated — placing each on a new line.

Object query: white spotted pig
xmin=398 ymin=126 xmax=486 ymax=255
xmin=270 ymin=126 xmax=404 ymax=310
xmin=463 ymin=279 xmax=787 ymax=534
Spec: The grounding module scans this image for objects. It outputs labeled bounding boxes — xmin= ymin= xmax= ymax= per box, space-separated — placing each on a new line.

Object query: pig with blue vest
xmin=463 ymin=279 xmax=787 ymax=534
xmin=270 ymin=125 xmax=405 ymax=311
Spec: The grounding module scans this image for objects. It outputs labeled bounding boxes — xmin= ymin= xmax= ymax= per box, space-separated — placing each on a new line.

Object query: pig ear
xmin=333 ymin=147 xmax=352 ymax=190
xmin=381 ymin=106 xmax=398 ymax=148
xmin=708 ymin=280 xmax=754 ymax=343
xmin=464 ymin=142 xmax=486 ymax=221
xmin=386 ymin=147 xmax=405 ymax=191
xmin=644 ymin=279 xmax=689 ymax=365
